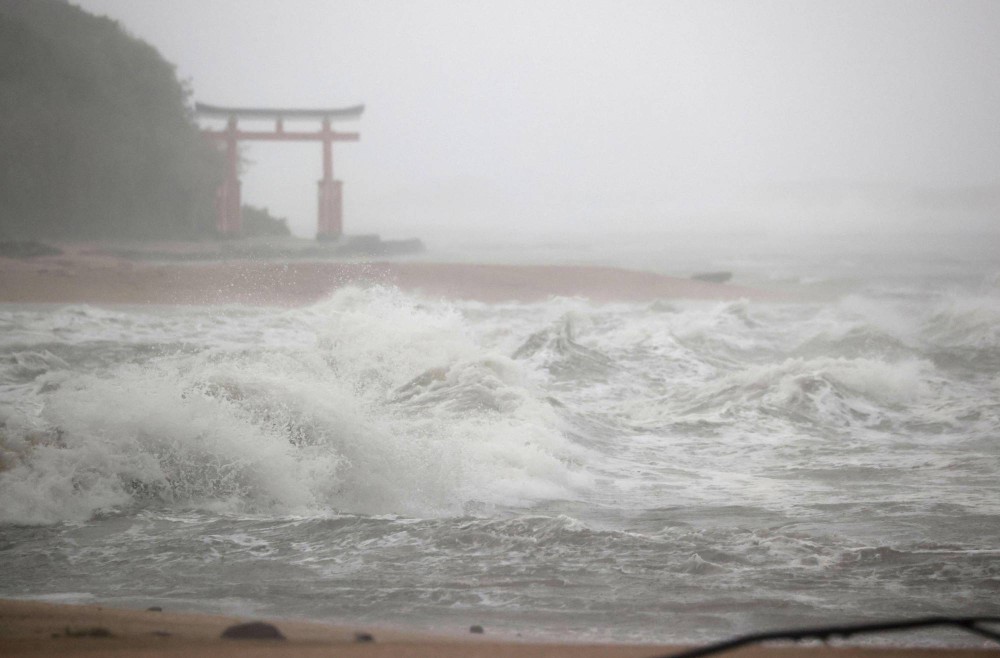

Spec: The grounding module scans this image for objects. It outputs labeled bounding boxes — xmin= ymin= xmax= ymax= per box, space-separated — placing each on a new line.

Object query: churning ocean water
xmin=1 ymin=232 xmax=998 ymax=645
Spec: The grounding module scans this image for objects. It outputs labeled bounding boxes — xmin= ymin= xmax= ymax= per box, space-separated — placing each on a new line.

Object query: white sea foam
xmin=0 ymin=288 xmax=591 ymax=524
xmin=1 ymin=276 xmax=999 ymax=644
xmin=3 ymin=286 xmax=998 ymax=525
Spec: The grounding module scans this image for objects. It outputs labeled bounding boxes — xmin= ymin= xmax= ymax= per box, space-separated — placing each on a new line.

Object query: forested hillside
xmin=0 ymin=0 xmax=221 ymax=239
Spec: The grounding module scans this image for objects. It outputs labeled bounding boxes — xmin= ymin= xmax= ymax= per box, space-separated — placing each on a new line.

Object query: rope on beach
xmin=653 ymin=616 xmax=1000 ymax=658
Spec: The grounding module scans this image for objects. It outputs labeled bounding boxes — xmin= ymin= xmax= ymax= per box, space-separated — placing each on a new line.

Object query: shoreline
xmin=1 ymin=599 xmax=993 ymax=658
xmin=0 ymin=254 xmax=993 ymax=658
xmin=0 ymin=249 xmax=784 ymax=307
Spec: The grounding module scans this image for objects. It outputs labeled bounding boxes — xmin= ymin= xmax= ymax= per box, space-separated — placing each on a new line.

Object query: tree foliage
xmin=0 ymin=0 xmax=222 ymax=239
xmin=241 ymin=205 xmax=291 ymax=237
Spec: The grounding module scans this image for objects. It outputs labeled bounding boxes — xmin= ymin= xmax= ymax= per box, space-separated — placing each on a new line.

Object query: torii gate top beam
xmin=194 ymin=102 xmax=364 ymax=121
xmin=194 ymin=100 xmax=362 ymax=240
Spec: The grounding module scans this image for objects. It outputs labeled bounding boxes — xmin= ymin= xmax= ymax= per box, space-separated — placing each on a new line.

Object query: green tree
xmin=242 ymin=205 xmax=291 ymax=237
xmin=0 ymin=0 xmax=222 ymax=239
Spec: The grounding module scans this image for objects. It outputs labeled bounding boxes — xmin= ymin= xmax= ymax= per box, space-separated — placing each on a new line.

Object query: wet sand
xmin=0 ymin=249 xmax=777 ymax=306
xmin=1 ymin=599 xmax=993 ymax=658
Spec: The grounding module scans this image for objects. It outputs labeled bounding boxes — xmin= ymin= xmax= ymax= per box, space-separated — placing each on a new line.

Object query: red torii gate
xmin=195 ymin=102 xmax=364 ymax=240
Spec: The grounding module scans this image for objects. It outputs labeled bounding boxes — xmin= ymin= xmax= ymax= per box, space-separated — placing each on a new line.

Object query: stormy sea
xmin=1 ymin=232 xmax=998 ymax=646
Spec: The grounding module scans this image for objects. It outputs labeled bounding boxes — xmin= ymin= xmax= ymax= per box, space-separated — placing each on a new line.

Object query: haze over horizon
xmin=5 ymin=3 xmax=1000 ymax=647
xmin=73 ymin=0 xmax=1000 ymax=239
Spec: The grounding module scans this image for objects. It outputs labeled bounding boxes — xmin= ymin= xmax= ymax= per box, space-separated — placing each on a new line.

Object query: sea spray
xmin=0 ymin=287 xmax=589 ymax=524
xmin=1 ymin=282 xmax=998 ymax=643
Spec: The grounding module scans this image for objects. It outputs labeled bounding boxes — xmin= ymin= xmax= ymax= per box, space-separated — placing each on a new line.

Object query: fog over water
xmin=73 ymin=0 xmax=1000 ymax=239
xmin=2 ymin=1 xmax=999 ymax=649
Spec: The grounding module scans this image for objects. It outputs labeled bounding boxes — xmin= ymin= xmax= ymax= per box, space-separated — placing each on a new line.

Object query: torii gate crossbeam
xmin=195 ymin=102 xmax=363 ymax=240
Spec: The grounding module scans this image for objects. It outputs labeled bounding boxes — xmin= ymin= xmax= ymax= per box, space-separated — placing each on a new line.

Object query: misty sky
xmin=73 ymin=0 xmax=1000 ymax=238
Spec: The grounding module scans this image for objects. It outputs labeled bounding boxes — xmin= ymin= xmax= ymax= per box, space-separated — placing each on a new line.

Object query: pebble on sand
xmin=220 ymin=621 xmax=286 ymax=640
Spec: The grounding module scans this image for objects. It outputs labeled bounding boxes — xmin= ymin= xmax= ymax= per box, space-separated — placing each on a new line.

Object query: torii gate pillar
xmin=316 ymin=118 xmax=343 ymax=241
xmin=215 ymin=116 xmax=242 ymax=236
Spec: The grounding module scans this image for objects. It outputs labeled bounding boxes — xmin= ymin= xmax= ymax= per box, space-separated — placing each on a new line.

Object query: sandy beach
xmin=0 ymin=244 xmax=777 ymax=306
xmin=1 ymin=599 xmax=994 ymax=658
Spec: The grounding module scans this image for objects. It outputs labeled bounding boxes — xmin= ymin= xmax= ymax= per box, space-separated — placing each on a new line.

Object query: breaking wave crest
xmin=1 ymin=286 xmax=998 ymax=527
xmin=0 ymin=288 xmax=590 ymax=524
xmin=1 ymin=279 xmax=999 ymax=644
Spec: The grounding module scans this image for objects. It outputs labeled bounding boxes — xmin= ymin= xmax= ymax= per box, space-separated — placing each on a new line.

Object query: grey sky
xmin=73 ymin=0 xmax=1000 ymax=238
